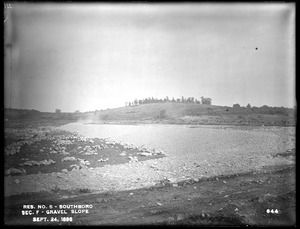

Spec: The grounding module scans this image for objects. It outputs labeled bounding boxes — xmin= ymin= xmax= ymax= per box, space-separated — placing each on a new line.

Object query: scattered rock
xmin=83 ymin=151 xmax=98 ymax=155
xmin=19 ymin=159 xmax=55 ymax=166
xmin=62 ymin=157 xmax=77 ymax=162
xmin=70 ymin=164 xmax=80 ymax=171
xmin=61 ymin=151 xmax=70 ymax=155
xmin=128 ymin=156 xmax=138 ymax=163
xmin=139 ymin=152 xmax=152 ymax=157
xmin=61 ymin=169 xmax=68 ymax=173
xmin=22 ymin=160 xmax=40 ymax=166
xmin=14 ymin=179 xmax=20 ymax=184
xmin=5 ymin=168 xmax=26 ymax=176
xmin=156 ymin=202 xmax=163 ymax=206
xmin=77 ymin=158 xmax=90 ymax=166
xmin=193 ymin=178 xmax=199 ymax=182
xmin=120 ymin=151 xmax=127 ymax=156
xmin=168 ymin=178 xmax=177 ymax=183
xmin=98 ymin=158 xmax=109 ymax=162
xmin=39 ymin=159 xmax=56 ymax=165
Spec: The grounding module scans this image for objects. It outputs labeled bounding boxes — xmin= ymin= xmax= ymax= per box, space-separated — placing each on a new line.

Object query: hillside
xmin=79 ymin=103 xmax=296 ymax=126
xmin=4 ymin=103 xmax=296 ymax=126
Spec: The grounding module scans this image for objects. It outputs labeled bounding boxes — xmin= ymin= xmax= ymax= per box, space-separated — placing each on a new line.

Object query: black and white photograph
xmin=4 ymin=2 xmax=296 ymax=226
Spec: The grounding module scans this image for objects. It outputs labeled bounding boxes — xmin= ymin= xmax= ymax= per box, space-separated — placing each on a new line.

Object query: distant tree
xmin=181 ymin=96 xmax=185 ymax=103
xmin=128 ymin=102 xmax=132 ymax=106
xmin=74 ymin=110 xmax=80 ymax=114
xmin=134 ymin=99 xmax=138 ymax=106
xmin=246 ymin=103 xmax=251 ymax=109
xmin=233 ymin=103 xmax=241 ymax=108
xmin=195 ymin=99 xmax=200 ymax=104
xmin=55 ymin=109 xmax=61 ymax=114
xmin=186 ymin=97 xmax=195 ymax=104
xmin=207 ymin=98 xmax=212 ymax=105
xmin=172 ymin=97 xmax=176 ymax=103
xmin=176 ymin=98 xmax=181 ymax=103
xmin=201 ymin=97 xmax=212 ymax=105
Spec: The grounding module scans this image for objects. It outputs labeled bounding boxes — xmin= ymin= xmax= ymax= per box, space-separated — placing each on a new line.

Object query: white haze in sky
xmin=4 ymin=3 xmax=295 ymax=112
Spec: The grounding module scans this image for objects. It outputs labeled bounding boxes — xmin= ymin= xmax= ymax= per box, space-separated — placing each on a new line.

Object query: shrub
xmin=159 ymin=110 xmax=167 ymax=119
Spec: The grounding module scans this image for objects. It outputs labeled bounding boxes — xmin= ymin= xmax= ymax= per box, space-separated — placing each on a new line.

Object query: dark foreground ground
xmin=4 ymin=119 xmax=296 ymax=226
xmin=5 ymin=163 xmax=295 ymax=226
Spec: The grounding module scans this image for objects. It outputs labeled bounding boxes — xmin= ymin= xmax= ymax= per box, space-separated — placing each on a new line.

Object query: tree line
xmin=125 ymin=96 xmax=212 ymax=107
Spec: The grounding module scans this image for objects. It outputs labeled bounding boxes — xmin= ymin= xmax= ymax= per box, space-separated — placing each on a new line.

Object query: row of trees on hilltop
xmin=125 ymin=96 xmax=212 ymax=107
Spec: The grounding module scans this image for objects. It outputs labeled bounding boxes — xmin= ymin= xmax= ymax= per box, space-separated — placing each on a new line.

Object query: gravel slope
xmin=5 ymin=124 xmax=295 ymax=196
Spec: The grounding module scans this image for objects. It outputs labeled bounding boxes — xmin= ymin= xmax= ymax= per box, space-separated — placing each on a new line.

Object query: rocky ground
xmin=4 ymin=120 xmax=296 ymax=226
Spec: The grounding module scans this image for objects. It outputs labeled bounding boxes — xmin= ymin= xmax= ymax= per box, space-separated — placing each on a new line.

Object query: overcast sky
xmin=4 ymin=3 xmax=295 ymax=112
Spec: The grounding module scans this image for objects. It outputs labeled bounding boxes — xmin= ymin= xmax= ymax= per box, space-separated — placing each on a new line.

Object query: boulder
xmin=139 ymin=152 xmax=152 ymax=157
xmin=168 ymin=178 xmax=177 ymax=183
xmin=128 ymin=156 xmax=138 ymax=163
xmin=62 ymin=157 xmax=77 ymax=162
xmin=98 ymin=158 xmax=109 ymax=162
xmin=120 ymin=151 xmax=127 ymax=156
xmin=5 ymin=168 xmax=26 ymax=176
xmin=77 ymin=158 xmax=90 ymax=166
xmin=23 ymin=160 xmax=40 ymax=166
xmin=40 ymin=159 xmax=56 ymax=165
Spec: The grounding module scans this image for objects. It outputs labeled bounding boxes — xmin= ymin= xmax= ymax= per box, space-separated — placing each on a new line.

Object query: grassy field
xmin=5 ymin=103 xmax=296 ymax=126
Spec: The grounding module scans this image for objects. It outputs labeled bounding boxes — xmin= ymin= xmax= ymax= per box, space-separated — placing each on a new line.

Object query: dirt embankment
xmin=5 ymin=163 xmax=295 ymax=226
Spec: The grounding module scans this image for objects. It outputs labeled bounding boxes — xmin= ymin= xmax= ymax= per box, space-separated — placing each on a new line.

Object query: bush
xmin=159 ymin=110 xmax=167 ymax=119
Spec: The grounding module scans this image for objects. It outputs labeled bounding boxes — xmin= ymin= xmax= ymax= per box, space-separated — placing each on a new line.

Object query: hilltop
xmin=4 ymin=103 xmax=296 ymax=126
